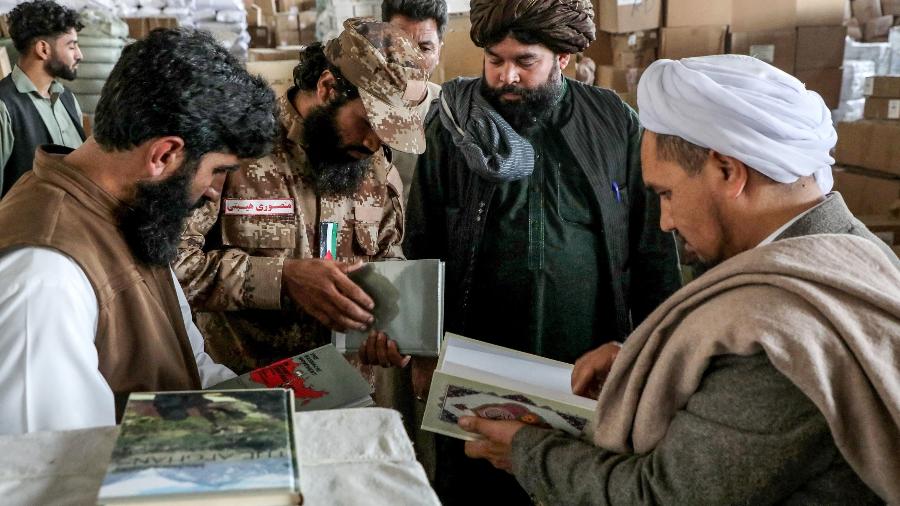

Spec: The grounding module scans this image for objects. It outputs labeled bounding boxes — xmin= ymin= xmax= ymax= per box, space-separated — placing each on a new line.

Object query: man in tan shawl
xmin=461 ymin=55 xmax=900 ymax=504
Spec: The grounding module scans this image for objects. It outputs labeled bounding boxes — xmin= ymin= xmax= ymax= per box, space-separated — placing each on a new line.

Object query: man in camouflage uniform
xmin=174 ymin=18 xmax=430 ymax=374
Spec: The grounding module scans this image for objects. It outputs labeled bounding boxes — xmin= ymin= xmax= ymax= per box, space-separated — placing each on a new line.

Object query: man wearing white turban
xmin=460 ymin=55 xmax=900 ymax=504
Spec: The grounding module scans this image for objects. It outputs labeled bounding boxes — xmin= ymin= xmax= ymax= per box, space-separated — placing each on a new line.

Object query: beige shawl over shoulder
xmin=594 ymin=234 xmax=900 ymax=503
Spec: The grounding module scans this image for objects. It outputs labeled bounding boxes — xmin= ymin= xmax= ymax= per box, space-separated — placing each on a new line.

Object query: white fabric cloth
xmin=0 ymin=247 xmax=234 ymax=436
xmin=0 ymin=408 xmax=440 ymax=506
xmin=637 ymin=54 xmax=838 ymax=194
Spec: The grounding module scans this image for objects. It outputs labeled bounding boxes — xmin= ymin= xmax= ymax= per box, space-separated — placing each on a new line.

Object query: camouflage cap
xmin=324 ymin=17 xmax=430 ymax=155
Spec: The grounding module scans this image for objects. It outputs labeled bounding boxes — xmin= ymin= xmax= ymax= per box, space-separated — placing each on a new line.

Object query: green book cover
xmin=211 ymin=344 xmax=373 ymax=411
xmin=97 ymin=390 xmax=299 ymax=505
xmin=333 ymin=259 xmax=445 ymax=356
xmin=422 ymin=334 xmax=597 ymax=441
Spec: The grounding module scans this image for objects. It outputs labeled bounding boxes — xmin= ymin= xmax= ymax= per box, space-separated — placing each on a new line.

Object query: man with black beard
xmin=0 ymin=0 xmax=86 ymax=197
xmin=391 ymin=0 xmax=681 ymax=502
xmin=0 ymin=28 xmax=278 ymax=435
xmin=174 ymin=18 xmax=430 ymax=376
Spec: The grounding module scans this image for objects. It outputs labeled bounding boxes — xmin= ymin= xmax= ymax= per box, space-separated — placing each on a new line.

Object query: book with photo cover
xmin=422 ymin=334 xmax=597 ymax=441
xmin=210 ymin=344 xmax=373 ymax=411
xmin=332 ymin=259 xmax=445 ymax=357
xmin=96 ymin=389 xmax=300 ymax=506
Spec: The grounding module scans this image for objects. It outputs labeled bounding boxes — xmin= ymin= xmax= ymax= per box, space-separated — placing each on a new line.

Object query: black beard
xmin=302 ymin=97 xmax=372 ymax=197
xmin=480 ymin=65 xmax=563 ymax=132
xmin=45 ymin=55 xmax=77 ymax=81
xmin=119 ymin=160 xmax=201 ymax=267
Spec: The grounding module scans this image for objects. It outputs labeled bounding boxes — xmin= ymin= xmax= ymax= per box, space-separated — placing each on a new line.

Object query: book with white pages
xmin=332 ymin=259 xmax=445 ymax=357
xmin=421 ymin=333 xmax=597 ymax=441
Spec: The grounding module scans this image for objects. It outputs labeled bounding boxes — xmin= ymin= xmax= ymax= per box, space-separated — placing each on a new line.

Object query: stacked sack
xmin=194 ymin=0 xmax=248 ymax=60
xmin=61 ymin=9 xmax=129 ymax=115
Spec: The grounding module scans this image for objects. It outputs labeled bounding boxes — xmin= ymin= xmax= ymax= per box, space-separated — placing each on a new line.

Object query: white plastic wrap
xmin=832 ymin=98 xmax=866 ymax=123
xmin=193 ymin=7 xmax=217 ymax=20
xmin=844 ymin=36 xmax=892 ymax=75
xmin=137 ymin=0 xmax=166 ymax=8
xmin=215 ymin=9 xmax=244 ymax=23
xmin=133 ymin=6 xmax=162 ymax=15
xmin=840 ymin=59 xmax=876 ymax=102
xmin=889 ymin=27 xmax=900 ymax=75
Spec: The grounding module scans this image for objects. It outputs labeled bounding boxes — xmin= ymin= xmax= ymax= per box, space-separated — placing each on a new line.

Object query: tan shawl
xmin=593 ymin=234 xmax=900 ymax=503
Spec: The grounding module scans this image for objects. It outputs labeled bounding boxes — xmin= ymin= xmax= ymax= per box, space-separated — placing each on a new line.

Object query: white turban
xmin=637 ymin=55 xmax=837 ymax=194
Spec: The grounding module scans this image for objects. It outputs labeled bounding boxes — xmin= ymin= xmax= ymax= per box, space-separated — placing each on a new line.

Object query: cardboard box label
xmin=889 ymin=100 xmax=900 ymax=120
xmin=865 ymin=76 xmax=875 ymax=96
xmin=749 ymin=44 xmax=776 ymax=64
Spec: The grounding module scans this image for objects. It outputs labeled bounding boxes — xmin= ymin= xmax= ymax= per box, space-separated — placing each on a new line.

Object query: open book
xmin=97 ymin=390 xmax=300 ymax=506
xmin=333 ymin=259 xmax=445 ymax=357
xmin=422 ymin=334 xmax=597 ymax=441
xmin=211 ymin=345 xmax=373 ymax=411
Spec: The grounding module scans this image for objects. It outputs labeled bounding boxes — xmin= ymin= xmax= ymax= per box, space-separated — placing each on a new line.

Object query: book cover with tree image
xmin=97 ymin=390 xmax=300 ymax=505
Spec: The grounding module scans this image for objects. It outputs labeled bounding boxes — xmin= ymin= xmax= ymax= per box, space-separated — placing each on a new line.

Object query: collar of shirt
xmin=12 ymin=65 xmax=64 ymax=98
xmin=756 ymin=196 xmax=826 ymax=248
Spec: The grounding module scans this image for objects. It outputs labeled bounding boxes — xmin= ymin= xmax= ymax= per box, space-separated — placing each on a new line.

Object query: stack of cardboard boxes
xmin=848 ymin=0 xmax=900 ymax=41
xmin=583 ymin=0 xmax=662 ymax=107
xmin=834 ymin=75 xmax=900 ymax=250
xmin=247 ymin=0 xmax=315 ymax=49
xmin=580 ymin=0 xmax=848 ymax=111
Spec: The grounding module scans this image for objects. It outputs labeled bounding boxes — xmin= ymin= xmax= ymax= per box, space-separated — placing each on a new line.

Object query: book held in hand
xmin=211 ymin=344 xmax=374 ymax=411
xmin=332 ymin=259 xmax=445 ymax=356
xmin=422 ymin=334 xmax=597 ymax=441
xmin=97 ymin=390 xmax=300 ymax=506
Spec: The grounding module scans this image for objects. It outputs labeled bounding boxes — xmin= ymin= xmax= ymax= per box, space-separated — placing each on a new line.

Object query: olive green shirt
xmin=0 ymin=66 xmax=84 ymax=169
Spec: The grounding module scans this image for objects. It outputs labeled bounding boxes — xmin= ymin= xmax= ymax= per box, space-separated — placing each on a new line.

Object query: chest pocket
xmin=352 ymin=206 xmax=382 ymax=257
xmin=553 ymin=163 xmax=602 ymax=226
xmin=221 ymin=215 xmax=297 ymax=251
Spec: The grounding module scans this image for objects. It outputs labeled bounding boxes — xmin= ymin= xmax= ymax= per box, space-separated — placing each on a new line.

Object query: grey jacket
xmin=510 ymin=193 xmax=891 ymax=505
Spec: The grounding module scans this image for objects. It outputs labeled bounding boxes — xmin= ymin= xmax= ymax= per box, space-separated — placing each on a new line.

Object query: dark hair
xmin=381 ymin=0 xmax=448 ymax=38
xmin=7 ymin=0 xmax=83 ymax=52
xmin=655 ymin=133 xmax=709 ymax=175
xmin=292 ymin=42 xmax=359 ymax=100
xmin=93 ymin=28 xmax=277 ymax=164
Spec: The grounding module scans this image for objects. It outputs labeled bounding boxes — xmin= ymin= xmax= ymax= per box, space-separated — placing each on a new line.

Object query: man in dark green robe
xmin=378 ymin=0 xmax=682 ymax=503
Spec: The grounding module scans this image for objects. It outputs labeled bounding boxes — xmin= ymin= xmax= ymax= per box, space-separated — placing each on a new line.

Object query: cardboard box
xmin=248 ymin=25 xmax=272 ymax=48
xmin=613 ymin=47 xmax=656 ymax=68
xmin=729 ymin=30 xmax=797 ymax=74
xmin=0 ymin=15 xmax=9 ymax=38
xmin=832 ymin=167 xmax=900 ymax=216
xmin=664 ymin=0 xmax=730 ymax=28
xmin=595 ymin=0 xmax=661 ymax=34
xmin=123 ymin=17 xmax=178 ymax=40
xmin=859 ymin=215 xmax=900 ymax=245
xmin=865 ymin=76 xmax=900 ymax=97
xmin=847 ymin=17 xmax=863 ymax=40
xmin=246 ymin=59 xmax=297 ymax=97
xmin=277 ymin=0 xmax=314 ymax=12
xmin=0 ymin=47 xmax=10 ymax=79
xmin=659 ymin=25 xmax=728 ymax=60
xmin=851 ymin=0 xmax=883 ymax=25
xmin=795 ymin=26 xmax=846 ymax=70
xmin=796 ymin=0 xmax=847 ymax=26
xmin=596 ymin=65 xmax=644 ymax=92
xmin=883 ymin=0 xmax=900 ymax=16
xmin=864 ymin=97 xmax=900 ymax=120
xmin=247 ymin=4 xmax=263 ymax=27
xmin=731 ymin=0 xmax=796 ymax=32
xmin=864 ymin=15 xmax=894 ymax=41
xmin=249 ymin=47 xmax=302 ymax=61
xmin=254 ymin=0 xmax=277 ymax=17
xmin=585 ymin=30 xmax=658 ymax=68
xmin=835 ymin=120 xmax=900 ymax=176
xmin=795 ymin=68 xmax=842 ymax=109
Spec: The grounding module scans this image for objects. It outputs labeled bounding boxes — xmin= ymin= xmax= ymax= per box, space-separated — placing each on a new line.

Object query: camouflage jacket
xmin=174 ymin=92 xmax=405 ymax=373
